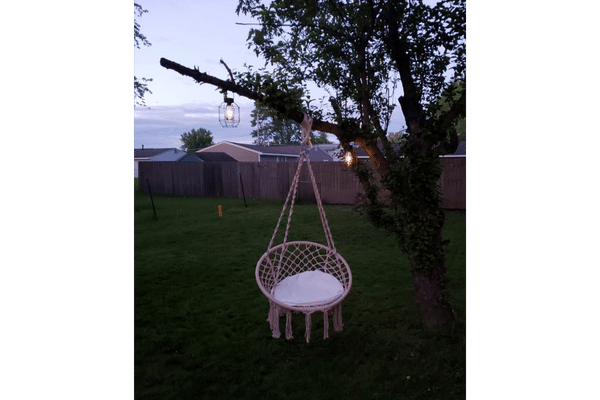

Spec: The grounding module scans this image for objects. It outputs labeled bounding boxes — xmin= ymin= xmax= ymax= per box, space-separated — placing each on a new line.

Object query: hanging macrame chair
xmin=255 ymin=115 xmax=352 ymax=343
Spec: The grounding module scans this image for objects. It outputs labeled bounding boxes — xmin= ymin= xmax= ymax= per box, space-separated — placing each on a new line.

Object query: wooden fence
xmin=138 ymin=157 xmax=465 ymax=209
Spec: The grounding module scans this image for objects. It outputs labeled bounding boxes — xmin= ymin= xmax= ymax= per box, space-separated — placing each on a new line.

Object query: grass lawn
xmin=135 ymin=181 xmax=466 ymax=399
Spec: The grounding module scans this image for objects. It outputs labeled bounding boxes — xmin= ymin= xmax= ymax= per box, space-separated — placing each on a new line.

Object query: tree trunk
xmin=411 ymin=264 xmax=456 ymax=335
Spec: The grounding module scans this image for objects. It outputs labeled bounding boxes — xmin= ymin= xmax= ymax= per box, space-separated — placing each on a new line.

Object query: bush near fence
xmin=138 ymin=157 xmax=465 ymax=209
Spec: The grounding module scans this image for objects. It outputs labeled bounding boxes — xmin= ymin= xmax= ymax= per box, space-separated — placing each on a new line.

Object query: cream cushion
xmin=272 ymin=270 xmax=344 ymax=306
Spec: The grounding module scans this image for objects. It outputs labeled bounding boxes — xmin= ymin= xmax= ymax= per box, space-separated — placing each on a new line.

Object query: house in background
xmin=307 ymin=145 xmax=334 ymax=161
xmin=194 ymin=152 xmax=238 ymax=163
xmin=448 ymin=140 xmax=466 ymax=156
xmin=134 ymin=147 xmax=201 ymax=177
xmin=196 ymin=141 xmax=333 ymax=162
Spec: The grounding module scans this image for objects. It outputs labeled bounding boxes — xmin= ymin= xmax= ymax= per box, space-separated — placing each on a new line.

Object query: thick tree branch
xmin=435 ymin=126 xmax=459 ymax=155
xmin=331 ymin=95 xmax=389 ymax=173
xmin=160 ymin=57 xmax=259 ymax=101
xmin=160 ymin=57 xmax=343 ymax=137
xmin=160 ymin=57 xmax=389 ymax=170
xmin=426 ymin=89 xmax=465 ymax=155
xmin=384 ymin=1 xmax=423 ymax=136
xmin=356 ymin=138 xmax=389 ymax=173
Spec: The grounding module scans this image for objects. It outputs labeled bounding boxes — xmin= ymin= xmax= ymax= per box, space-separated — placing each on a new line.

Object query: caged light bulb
xmin=225 ymin=105 xmax=235 ymax=121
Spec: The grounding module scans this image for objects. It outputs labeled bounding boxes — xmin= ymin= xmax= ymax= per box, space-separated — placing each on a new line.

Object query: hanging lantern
xmin=219 ymin=93 xmax=240 ymax=128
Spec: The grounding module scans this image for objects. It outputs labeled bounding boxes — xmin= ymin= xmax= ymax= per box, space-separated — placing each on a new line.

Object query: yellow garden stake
xmin=218 ymin=205 xmax=222 ymax=218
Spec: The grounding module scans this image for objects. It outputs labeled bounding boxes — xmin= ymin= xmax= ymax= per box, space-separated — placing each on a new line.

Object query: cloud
xmin=134 ymin=102 xmax=257 ymax=148
xmin=134 ymin=101 xmax=405 ymax=149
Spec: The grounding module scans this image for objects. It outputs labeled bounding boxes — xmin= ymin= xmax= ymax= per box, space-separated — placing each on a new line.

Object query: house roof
xmin=195 ymin=152 xmax=238 ymax=162
xmin=306 ymin=146 xmax=334 ymax=161
xmin=233 ymin=142 xmax=335 ymax=160
xmin=177 ymin=153 xmax=203 ymax=162
xmin=453 ymin=141 xmax=466 ymax=155
xmin=135 ymin=148 xmax=197 ymax=163
xmin=150 ymin=148 xmax=188 ymax=161
xmin=234 ymin=143 xmax=304 ymax=155
xmin=199 ymin=141 xmax=303 ymax=156
xmin=196 ymin=141 xmax=338 ymax=161
xmin=134 ymin=148 xmax=178 ymax=159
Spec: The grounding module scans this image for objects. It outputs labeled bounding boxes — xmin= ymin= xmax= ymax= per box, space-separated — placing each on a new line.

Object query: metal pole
xmin=147 ymin=178 xmax=158 ymax=220
xmin=239 ymin=172 xmax=248 ymax=208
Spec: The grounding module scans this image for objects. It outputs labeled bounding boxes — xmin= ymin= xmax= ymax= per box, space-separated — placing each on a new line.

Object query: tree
xmin=180 ymin=128 xmax=214 ymax=152
xmin=134 ymin=3 xmax=152 ymax=107
xmin=251 ymin=101 xmax=332 ymax=145
xmin=387 ymin=130 xmax=407 ymax=143
xmin=251 ymin=101 xmax=301 ymax=144
xmin=160 ymin=0 xmax=465 ymax=335
xmin=312 ymin=131 xmax=332 ymax=145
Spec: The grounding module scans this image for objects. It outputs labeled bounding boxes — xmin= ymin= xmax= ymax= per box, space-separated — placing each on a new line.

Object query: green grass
xmin=135 ymin=181 xmax=465 ymax=399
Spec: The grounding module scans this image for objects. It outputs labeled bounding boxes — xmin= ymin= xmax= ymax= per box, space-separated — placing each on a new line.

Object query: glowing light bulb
xmin=344 ymin=151 xmax=353 ymax=167
xmin=225 ymin=105 xmax=234 ymax=121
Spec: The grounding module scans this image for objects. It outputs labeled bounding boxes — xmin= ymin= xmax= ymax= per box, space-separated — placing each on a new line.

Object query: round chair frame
xmin=256 ymin=241 xmax=352 ymax=342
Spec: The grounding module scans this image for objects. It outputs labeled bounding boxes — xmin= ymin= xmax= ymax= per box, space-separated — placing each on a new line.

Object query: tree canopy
xmin=234 ymin=0 xmax=464 ymax=153
xmin=180 ymin=128 xmax=214 ymax=152
xmin=160 ymin=0 xmax=465 ymax=334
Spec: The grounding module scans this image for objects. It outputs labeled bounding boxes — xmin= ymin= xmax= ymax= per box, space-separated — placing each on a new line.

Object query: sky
xmin=134 ymin=0 xmax=406 ymax=149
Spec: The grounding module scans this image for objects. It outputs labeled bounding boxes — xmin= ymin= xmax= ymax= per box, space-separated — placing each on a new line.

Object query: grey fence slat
xmin=138 ymin=158 xmax=465 ymax=209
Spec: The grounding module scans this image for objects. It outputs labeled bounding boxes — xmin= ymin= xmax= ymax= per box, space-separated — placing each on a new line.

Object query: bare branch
xmin=219 ymin=59 xmax=236 ymax=86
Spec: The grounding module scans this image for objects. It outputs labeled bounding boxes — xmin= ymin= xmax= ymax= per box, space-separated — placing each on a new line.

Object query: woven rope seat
xmin=255 ymin=115 xmax=352 ymax=343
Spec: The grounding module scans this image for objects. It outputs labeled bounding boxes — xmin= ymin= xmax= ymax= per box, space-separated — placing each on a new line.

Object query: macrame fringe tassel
xmin=268 ymin=302 xmax=281 ymax=339
xmin=285 ymin=310 xmax=293 ymax=340
xmin=333 ymin=303 xmax=343 ymax=332
xmin=305 ymin=313 xmax=312 ymax=343
xmin=269 ymin=302 xmax=343 ymax=340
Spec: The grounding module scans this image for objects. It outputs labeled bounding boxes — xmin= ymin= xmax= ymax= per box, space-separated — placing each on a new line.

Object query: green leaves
xmin=249 ymin=101 xmax=331 ymax=145
xmin=249 ymin=101 xmax=300 ymax=144
xmin=180 ymin=128 xmax=214 ymax=152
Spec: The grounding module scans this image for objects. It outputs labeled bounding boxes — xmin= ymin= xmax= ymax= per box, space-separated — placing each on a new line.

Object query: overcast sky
xmin=134 ymin=0 xmax=407 ymax=149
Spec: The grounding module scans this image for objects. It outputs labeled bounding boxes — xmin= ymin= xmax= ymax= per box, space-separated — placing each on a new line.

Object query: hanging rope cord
xmin=266 ymin=114 xmax=337 ymax=253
